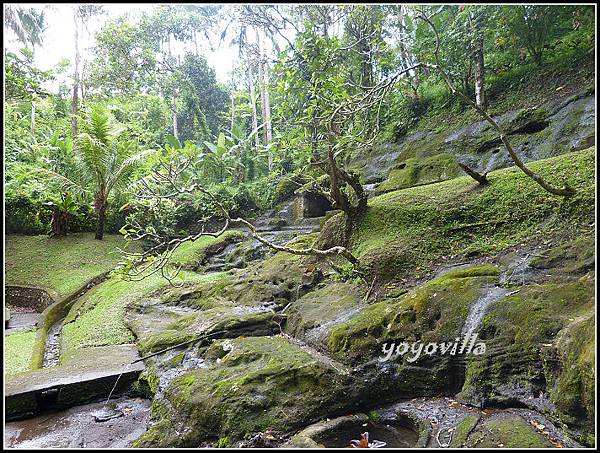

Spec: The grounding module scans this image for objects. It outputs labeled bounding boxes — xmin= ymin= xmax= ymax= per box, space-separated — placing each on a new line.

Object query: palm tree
xmin=39 ymin=106 xmax=154 ymax=239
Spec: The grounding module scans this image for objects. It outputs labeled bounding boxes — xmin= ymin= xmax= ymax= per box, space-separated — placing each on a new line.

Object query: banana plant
xmin=43 ymin=192 xmax=80 ymax=237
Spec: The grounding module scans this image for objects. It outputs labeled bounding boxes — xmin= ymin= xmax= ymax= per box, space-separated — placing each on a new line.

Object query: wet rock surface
xmin=4 ymin=396 xmax=151 ymax=448
xmin=351 ymin=90 xmax=595 ymax=194
xmin=42 ymin=320 xmax=63 ymax=368
xmin=125 ymin=231 xmax=594 ymax=447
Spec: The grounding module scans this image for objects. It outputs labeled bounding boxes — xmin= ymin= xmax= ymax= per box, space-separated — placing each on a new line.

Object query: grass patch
xmin=5 ymin=233 xmax=137 ymax=300
xmin=5 ymin=328 xmax=37 ymax=377
xmin=61 ymin=271 xmax=223 ymax=352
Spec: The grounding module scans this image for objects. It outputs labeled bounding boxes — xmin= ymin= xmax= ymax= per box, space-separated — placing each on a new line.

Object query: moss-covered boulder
xmin=327 ymin=264 xmax=499 ymax=364
xmin=126 ymin=252 xmax=307 ymax=357
xmin=169 ymin=230 xmax=245 ymax=270
xmin=284 ymin=281 xmax=365 ymax=349
xmin=376 ymin=153 xmax=461 ymax=194
xmin=133 ymin=335 xmax=355 ymax=447
xmin=458 ymin=276 xmax=594 ymax=444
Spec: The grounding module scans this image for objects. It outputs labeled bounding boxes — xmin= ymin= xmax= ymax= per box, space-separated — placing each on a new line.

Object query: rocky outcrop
xmin=351 ymin=89 xmax=595 ymax=194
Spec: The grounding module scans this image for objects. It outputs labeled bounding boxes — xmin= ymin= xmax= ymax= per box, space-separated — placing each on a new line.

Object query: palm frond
xmin=107 ymin=148 xmax=155 ymax=193
xmin=30 ymin=168 xmax=89 ymax=196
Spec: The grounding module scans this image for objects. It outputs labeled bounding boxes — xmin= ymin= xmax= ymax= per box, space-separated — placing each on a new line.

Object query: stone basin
xmin=285 ymin=413 xmax=420 ymax=448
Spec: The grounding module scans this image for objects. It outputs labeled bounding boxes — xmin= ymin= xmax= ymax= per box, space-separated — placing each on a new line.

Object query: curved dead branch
xmin=417 ymin=11 xmax=575 ymax=197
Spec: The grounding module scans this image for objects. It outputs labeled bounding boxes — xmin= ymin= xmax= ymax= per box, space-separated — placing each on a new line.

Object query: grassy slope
xmin=5 ymin=233 xmax=137 ymax=300
xmin=351 ymin=147 xmax=595 ymax=281
xmin=61 ymin=271 xmax=224 ymax=353
xmin=5 ymin=328 xmax=37 ymax=377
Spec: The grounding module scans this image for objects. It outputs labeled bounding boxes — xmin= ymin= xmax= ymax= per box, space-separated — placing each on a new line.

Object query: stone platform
xmin=6 ymin=344 xmax=145 ymax=420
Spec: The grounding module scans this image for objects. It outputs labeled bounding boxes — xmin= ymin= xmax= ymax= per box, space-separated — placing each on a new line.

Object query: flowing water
xmin=461 ymin=286 xmax=510 ymax=335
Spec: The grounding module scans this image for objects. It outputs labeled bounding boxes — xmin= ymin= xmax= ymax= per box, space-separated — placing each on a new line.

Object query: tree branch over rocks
xmin=117 ymin=156 xmax=359 ymax=285
xmin=417 ymin=10 xmax=575 ymax=197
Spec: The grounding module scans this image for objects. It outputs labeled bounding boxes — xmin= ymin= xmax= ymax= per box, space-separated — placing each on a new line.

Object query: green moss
xmin=352 ymin=148 xmax=594 ymax=283
xmin=215 ymin=436 xmax=232 ymax=448
xmin=475 ymin=417 xmax=553 ymax=448
xmin=459 ymin=277 xmax=594 ymax=438
xmin=377 ymin=153 xmax=461 ymax=194
xmin=4 ymin=328 xmax=37 ymax=377
xmin=135 ymin=336 xmax=353 ymax=447
xmin=285 ymin=282 xmax=363 ymax=342
xmin=327 ymin=265 xmax=498 ymax=363
xmin=170 ymin=230 xmax=244 ymax=268
xmin=549 ymin=312 xmax=595 ymax=439
xmin=5 ymin=233 xmax=136 ymax=300
xmin=138 ymin=330 xmax=197 ymax=355
xmin=449 ymin=415 xmax=480 ymax=447
xmin=273 ymin=174 xmax=308 ymax=203
xmin=367 ymin=410 xmax=382 ymax=423
xmin=530 ymin=236 xmax=595 ymax=275
xmin=62 ymin=271 xmax=219 ymax=352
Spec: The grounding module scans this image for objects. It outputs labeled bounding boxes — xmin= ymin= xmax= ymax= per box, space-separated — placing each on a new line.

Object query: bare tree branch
xmin=417 ymin=11 xmax=575 ymax=197
xmin=118 ymin=157 xmax=359 ymax=285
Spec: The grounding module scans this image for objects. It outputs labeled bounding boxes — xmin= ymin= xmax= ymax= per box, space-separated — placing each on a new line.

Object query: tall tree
xmin=71 ymin=7 xmax=80 ymax=139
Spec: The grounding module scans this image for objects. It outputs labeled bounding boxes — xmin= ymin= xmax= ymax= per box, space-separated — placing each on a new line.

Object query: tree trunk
xmin=95 ymin=203 xmax=107 ymax=240
xmin=172 ymin=92 xmax=178 ymax=141
xmin=71 ymin=8 xmax=80 ymax=140
xmin=256 ymin=30 xmax=273 ymax=148
xmin=248 ymin=65 xmax=260 ymax=148
xmin=474 ymin=36 xmax=485 ymax=109
xmin=230 ymin=92 xmax=235 ymax=130
xmin=263 ymin=76 xmax=273 ymax=170
xmin=31 ymin=100 xmax=35 ymax=135
xmin=50 ymin=209 xmax=69 ymax=237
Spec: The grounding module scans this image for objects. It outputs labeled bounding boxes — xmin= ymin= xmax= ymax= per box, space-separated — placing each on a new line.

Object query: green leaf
xmin=166 ymin=134 xmax=181 ymax=150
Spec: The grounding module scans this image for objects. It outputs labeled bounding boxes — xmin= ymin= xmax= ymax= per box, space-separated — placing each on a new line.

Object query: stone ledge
xmin=6 ymin=344 xmax=145 ymax=420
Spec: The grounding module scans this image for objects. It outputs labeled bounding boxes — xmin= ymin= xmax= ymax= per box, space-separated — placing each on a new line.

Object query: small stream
xmin=461 ymin=286 xmax=510 ymax=335
xmin=42 ymin=320 xmax=63 ymax=368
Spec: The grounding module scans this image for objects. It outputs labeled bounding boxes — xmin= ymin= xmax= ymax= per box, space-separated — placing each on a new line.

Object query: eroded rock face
xmin=134 ymin=336 xmax=356 ymax=447
xmin=458 ymin=238 xmax=595 ymax=445
xmin=351 ymin=90 xmax=595 ymax=194
xmin=125 ymin=234 xmax=594 ymax=447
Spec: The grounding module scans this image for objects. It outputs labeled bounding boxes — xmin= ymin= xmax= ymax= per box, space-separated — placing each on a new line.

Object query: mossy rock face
xmin=273 ymin=173 xmax=309 ymax=203
xmin=547 ymin=308 xmax=595 ymax=443
xmin=154 ymin=252 xmax=305 ymax=313
xmin=284 ymin=282 xmax=364 ymax=349
xmin=129 ymin=254 xmax=306 ymax=356
xmin=133 ymin=336 xmax=355 ymax=447
xmin=376 ymin=153 xmax=461 ymax=194
xmin=529 ymin=235 xmax=595 ymax=277
xmin=350 ymin=149 xmax=594 ymax=287
xmin=452 ymin=413 xmax=554 ymax=448
xmin=353 ymin=90 xmax=593 ymax=193
xmin=170 ymin=230 xmax=245 ymax=270
xmin=458 ymin=278 xmax=594 ymax=442
xmin=327 ymin=264 xmax=498 ymax=365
